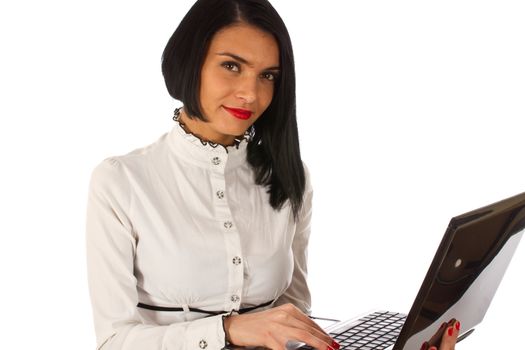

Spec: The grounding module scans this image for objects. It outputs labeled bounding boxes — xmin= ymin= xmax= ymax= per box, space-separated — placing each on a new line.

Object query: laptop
xmin=231 ymin=191 xmax=525 ymax=349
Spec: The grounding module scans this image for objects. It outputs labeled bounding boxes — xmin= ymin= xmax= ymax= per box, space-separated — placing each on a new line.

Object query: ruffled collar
xmin=172 ymin=107 xmax=253 ymax=153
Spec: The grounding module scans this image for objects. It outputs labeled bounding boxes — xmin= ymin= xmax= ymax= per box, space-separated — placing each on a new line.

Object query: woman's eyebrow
xmin=216 ymin=52 xmax=280 ymax=71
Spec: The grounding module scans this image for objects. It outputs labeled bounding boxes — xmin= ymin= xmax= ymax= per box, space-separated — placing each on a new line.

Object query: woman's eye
xmin=261 ymin=72 xmax=278 ymax=81
xmin=222 ymin=62 xmax=240 ymax=72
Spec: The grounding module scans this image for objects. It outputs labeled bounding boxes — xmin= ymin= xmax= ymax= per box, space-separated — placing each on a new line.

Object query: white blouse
xmin=85 ymin=121 xmax=313 ymax=350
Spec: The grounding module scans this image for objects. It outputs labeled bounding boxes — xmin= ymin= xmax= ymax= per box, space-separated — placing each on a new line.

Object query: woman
xmin=86 ymin=1 xmax=459 ymax=349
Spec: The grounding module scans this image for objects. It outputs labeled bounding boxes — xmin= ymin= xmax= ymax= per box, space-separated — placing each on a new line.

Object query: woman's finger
xmin=424 ymin=320 xmax=449 ymax=348
xmin=274 ymin=327 xmax=335 ymax=350
xmin=438 ymin=319 xmax=460 ymax=350
xmin=271 ymin=307 xmax=335 ymax=348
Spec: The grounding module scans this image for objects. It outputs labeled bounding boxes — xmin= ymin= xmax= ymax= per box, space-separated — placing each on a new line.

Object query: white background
xmin=1 ymin=0 xmax=524 ymax=349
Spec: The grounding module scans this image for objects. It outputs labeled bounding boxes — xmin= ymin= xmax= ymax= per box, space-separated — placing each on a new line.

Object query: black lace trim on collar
xmin=172 ymin=107 xmax=254 ymax=152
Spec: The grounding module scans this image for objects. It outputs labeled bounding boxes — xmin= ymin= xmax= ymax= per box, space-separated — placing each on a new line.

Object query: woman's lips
xmin=223 ymin=106 xmax=253 ymax=120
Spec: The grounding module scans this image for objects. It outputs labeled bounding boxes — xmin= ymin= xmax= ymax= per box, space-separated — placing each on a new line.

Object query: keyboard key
xmin=315 ymin=311 xmax=407 ymax=350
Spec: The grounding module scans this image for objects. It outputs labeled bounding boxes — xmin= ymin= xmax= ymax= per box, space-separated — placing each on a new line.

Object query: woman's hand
xmin=223 ymin=303 xmax=340 ymax=350
xmin=421 ymin=319 xmax=460 ymax=350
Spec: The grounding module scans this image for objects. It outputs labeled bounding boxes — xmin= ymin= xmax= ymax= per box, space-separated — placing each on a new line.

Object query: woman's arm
xmin=86 ymin=159 xmax=228 ymax=350
xmin=273 ymin=163 xmax=313 ymax=314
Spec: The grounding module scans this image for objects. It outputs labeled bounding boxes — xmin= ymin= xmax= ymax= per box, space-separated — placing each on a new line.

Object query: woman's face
xmin=184 ymin=23 xmax=280 ymax=146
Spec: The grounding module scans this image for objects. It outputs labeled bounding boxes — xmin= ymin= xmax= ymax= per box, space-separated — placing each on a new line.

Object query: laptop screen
xmin=393 ymin=192 xmax=525 ymax=350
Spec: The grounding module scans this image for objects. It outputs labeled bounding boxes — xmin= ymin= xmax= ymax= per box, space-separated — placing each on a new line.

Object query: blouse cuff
xmin=163 ymin=314 xmax=227 ymax=349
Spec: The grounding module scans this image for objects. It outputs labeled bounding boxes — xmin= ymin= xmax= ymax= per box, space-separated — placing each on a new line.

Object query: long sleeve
xmin=274 ymin=164 xmax=313 ymax=315
xmin=85 ymin=158 xmax=227 ymax=350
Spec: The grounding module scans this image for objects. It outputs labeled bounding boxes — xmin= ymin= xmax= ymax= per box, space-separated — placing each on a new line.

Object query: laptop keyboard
xmin=303 ymin=311 xmax=407 ymax=350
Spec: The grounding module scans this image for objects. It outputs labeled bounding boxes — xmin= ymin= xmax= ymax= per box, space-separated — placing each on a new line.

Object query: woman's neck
xmin=178 ymin=109 xmax=237 ymax=147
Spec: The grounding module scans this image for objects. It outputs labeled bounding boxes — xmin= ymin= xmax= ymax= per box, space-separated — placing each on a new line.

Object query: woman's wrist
xmin=222 ymin=313 xmax=237 ymax=344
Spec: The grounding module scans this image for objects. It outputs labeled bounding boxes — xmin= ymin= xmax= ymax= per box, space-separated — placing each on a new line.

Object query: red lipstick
xmin=223 ymin=106 xmax=253 ymax=120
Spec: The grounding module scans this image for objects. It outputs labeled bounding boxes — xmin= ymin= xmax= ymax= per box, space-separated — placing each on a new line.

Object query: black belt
xmin=137 ymin=299 xmax=274 ymax=316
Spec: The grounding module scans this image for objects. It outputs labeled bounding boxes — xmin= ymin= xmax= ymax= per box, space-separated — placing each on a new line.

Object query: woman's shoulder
xmin=89 ymin=132 xmax=171 ymax=187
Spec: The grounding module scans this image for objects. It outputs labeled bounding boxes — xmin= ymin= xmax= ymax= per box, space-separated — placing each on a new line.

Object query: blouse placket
xmin=209 ymin=152 xmax=245 ymax=313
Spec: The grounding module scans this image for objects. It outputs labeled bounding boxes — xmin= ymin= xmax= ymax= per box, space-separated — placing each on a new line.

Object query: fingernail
xmin=420 ymin=341 xmax=429 ymax=350
xmin=455 ymin=321 xmax=461 ymax=331
xmin=332 ymin=340 xmax=341 ymax=349
xmin=448 ymin=327 xmax=453 ymax=336
xmin=326 ymin=346 xmax=334 ymax=350
xmin=429 ymin=347 xmax=438 ymax=350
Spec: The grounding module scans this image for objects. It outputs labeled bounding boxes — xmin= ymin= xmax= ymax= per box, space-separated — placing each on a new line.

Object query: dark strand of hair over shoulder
xmin=161 ymin=0 xmax=306 ymax=221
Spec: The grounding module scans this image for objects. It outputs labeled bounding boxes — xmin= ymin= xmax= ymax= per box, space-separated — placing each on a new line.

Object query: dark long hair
xmin=161 ymin=0 xmax=305 ymax=220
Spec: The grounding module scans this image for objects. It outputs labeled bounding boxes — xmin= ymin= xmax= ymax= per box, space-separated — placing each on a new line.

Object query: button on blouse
xmin=86 ymin=121 xmax=313 ymax=350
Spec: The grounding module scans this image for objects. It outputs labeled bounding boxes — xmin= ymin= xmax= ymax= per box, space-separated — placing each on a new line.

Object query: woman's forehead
xmin=208 ymin=23 xmax=279 ymax=67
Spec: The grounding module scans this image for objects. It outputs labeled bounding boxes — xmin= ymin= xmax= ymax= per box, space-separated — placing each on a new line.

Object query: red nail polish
xmin=420 ymin=342 xmax=429 ymax=350
xmin=448 ymin=327 xmax=453 ymax=336
xmin=326 ymin=346 xmax=334 ymax=350
xmin=455 ymin=321 xmax=461 ymax=331
xmin=332 ymin=340 xmax=341 ymax=349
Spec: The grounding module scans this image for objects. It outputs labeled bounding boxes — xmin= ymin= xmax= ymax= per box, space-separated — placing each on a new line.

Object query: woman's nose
xmin=235 ymin=76 xmax=257 ymax=104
